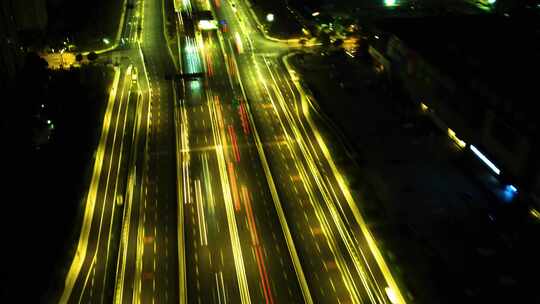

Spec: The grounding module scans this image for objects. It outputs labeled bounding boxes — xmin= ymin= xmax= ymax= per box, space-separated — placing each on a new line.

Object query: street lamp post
xmin=60 ymin=48 xmax=65 ymax=69
xmin=264 ymin=13 xmax=274 ymax=33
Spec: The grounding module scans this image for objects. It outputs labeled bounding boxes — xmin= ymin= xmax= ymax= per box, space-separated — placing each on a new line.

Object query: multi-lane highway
xmin=60 ymin=0 xmax=179 ymax=302
xmin=60 ymin=0 xmax=406 ymax=302
xmin=58 ymin=0 xmax=141 ymax=301
xmin=58 ymin=61 xmax=140 ymax=302
xmin=175 ymin=0 xmax=307 ymax=303
xmin=206 ymin=0 xmax=406 ymax=303
xmin=115 ymin=0 xmax=179 ymax=302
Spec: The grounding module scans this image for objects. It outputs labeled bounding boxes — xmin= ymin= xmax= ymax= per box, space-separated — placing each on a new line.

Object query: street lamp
xmin=266 ymin=13 xmax=274 ymax=22
xmin=102 ymin=38 xmax=110 ymax=45
xmin=60 ymin=48 xmax=66 ymax=68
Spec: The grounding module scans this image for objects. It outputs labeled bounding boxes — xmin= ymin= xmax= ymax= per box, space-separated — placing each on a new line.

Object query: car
xmin=219 ymin=20 xmax=228 ymax=32
xmin=116 ymin=194 xmax=123 ymax=206
xmin=132 ymin=67 xmax=138 ymax=82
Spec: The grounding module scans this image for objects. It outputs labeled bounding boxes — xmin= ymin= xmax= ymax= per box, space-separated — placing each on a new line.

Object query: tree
xmin=333 ymin=38 xmax=344 ymax=47
xmin=87 ymin=52 xmax=98 ymax=61
xmin=318 ymin=31 xmax=331 ymax=46
xmin=21 ymin=52 xmax=49 ymax=87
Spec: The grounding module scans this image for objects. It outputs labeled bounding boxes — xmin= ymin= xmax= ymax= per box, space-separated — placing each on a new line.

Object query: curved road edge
xmin=59 ymin=67 xmax=122 ymax=304
xmin=282 ymin=52 xmax=407 ymax=304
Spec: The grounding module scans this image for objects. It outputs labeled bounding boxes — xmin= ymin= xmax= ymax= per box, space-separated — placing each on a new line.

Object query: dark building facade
xmin=371 ymin=15 xmax=540 ymax=205
xmin=12 ymin=0 xmax=48 ymax=32
xmin=0 ymin=1 xmax=24 ymax=91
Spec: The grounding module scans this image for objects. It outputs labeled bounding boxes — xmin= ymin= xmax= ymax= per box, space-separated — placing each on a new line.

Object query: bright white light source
xmin=198 ymin=20 xmax=218 ymax=30
xmin=266 ymin=13 xmax=274 ymax=22
xmin=502 ymin=184 xmax=518 ymax=202
xmin=385 ymin=287 xmax=398 ymax=304
xmin=470 ymin=145 xmax=500 ymax=175
xmin=506 ymin=185 xmax=517 ymax=193
xmin=234 ymin=32 xmax=244 ymax=53
xmin=488 ymin=0 xmax=496 ymax=4
xmin=102 ymin=38 xmax=110 ymax=44
xmin=312 ymin=11 xmax=320 ymax=16
xmin=384 ymin=0 xmax=396 ymax=6
xmin=47 ymin=120 xmax=51 ymax=125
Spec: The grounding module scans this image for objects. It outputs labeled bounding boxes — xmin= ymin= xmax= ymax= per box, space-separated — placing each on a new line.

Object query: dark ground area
xmin=0 ymin=54 xmax=113 ymax=301
xmin=44 ymin=0 xmax=125 ymax=51
xmin=247 ymin=0 xmax=303 ymax=39
xmin=290 ymin=50 xmax=540 ymax=303
xmin=0 ymin=0 xmax=124 ymax=300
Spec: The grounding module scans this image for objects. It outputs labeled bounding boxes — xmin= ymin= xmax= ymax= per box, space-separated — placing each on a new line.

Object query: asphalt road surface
xmin=60 ymin=0 xmax=406 ymax=302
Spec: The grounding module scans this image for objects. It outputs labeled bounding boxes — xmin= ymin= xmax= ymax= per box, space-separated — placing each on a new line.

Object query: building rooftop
xmin=376 ymin=14 xmax=540 ymax=130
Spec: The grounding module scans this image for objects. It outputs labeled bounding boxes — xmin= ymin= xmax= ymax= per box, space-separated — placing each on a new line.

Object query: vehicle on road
xmin=219 ymin=19 xmax=228 ymax=32
xmin=132 ymin=67 xmax=138 ymax=83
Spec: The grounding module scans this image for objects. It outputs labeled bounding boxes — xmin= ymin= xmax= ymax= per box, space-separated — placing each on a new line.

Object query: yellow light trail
xmin=263 ymin=57 xmax=387 ymax=302
xmin=207 ymin=90 xmax=252 ymax=304
xmin=175 ymin=86 xmax=188 ymax=304
xmin=252 ymin=54 xmax=365 ymax=303
xmin=132 ymin=39 xmax=153 ymax=303
xmin=100 ymin=65 xmax=137 ymax=303
xmin=194 ymin=178 xmax=209 ymax=246
xmin=115 ymin=36 xmax=152 ymax=302
xmin=59 ymin=67 xmax=121 ymax=304
xmin=284 ymin=53 xmax=407 ymax=304
xmin=223 ymin=32 xmax=313 ymax=303
xmin=202 ymin=152 xmax=216 ymax=215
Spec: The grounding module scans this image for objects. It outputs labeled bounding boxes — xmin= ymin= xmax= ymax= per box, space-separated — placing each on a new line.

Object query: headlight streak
xmin=207 ymin=90 xmax=252 ymax=304
xmin=201 ymin=152 xmax=216 ymax=216
xmin=227 ymin=161 xmax=241 ymax=211
xmin=185 ymin=36 xmax=203 ymax=75
xmin=272 ymin=56 xmax=391 ymax=302
xmin=221 ymin=29 xmax=313 ymax=304
xmin=241 ymin=184 xmax=275 ymax=304
xmin=284 ymin=53 xmax=407 ymax=304
xmin=59 ymin=67 xmax=122 ymax=304
xmin=274 ymin=59 xmax=388 ymax=302
xmin=179 ymin=98 xmax=192 ymax=206
xmin=80 ymin=66 xmax=134 ymax=303
xmin=174 ymin=82 xmax=188 ymax=303
xmin=253 ymin=55 xmax=367 ymax=303
xmin=101 ymin=65 xmax=137 ymax=304
xmin=211 ymin=25 xmax=280 ymax=303
xmin=194 ymin=178 xmax=209 ymax=246
xmin=181 ymin=0 xmax=193 ymax=15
